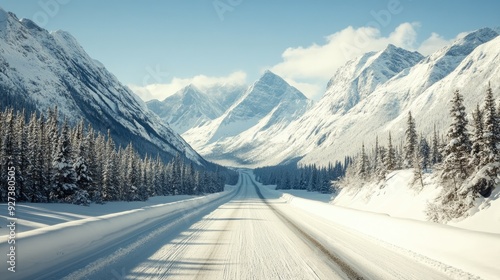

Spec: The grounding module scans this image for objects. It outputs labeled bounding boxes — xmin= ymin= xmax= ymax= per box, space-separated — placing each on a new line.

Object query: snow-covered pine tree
xmin=431 ymin=125 xmax=442 ymax=165
xmin=153 ymin=156 xmax=165 ymax=196
xmin=72 ymin=121 xmax=91 ymax=205
xmin=102 ymin=130 xmax=119 ymax=201
xmin=467 ymin=84 xmax=499 ymax=197
xmin=124 ymin=143 xmax=141 ymax=201
xmin=138 ymin=156 xmax=151 ymax=200
xmin=441 ymin=90 xmax=472 ymax=186
xmin=26 ymin=113 xmax=45 ymax=202
xmin=14 ymin=110 xmax=29 ymax=201
xmin=481 ymin=83 xmax=499 ymax=164
xmin=376 ymin=145 xmax=388 ymax=180
xmin=39 ymin=115 xmax=52 ymax=202
xmin=0 ymin=109 xmax=15 ymax=201
xmin=470 ymin=104 xmax=484 ymax=169
xmin=309 ymin=164 xmax=319 ymax=191
xmin=404 ymin=112 xmax=418 ymax=168
xmin=186 ymin=162 xmax=196 ymax=195
xmin=429 ymin=90 xmax=473 ymax=222
xmin=45 ymin=107 xmax=59 ymax=199
xmin=50 ymin=120 xmax=78 ymax=202
xmin=371 ymin=136 xmax=382 ymax=178
xmin=93 ymin=132 xmax=106 ymax=192
xmin=385 ymin=132 xmax=396 ymax=171
xmin=84 ymin=125 xmax=101 ymax=202
xmin=419 ymin=135 xmax=431 ymax=171
xmin=357 ymin=143 xmax=369 ymax=180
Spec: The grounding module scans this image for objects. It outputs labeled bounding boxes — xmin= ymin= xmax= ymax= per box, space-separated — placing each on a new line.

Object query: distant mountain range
xmin=148 ymin=27 xmax=500 ymax=168
xmin=146 ymin=83 xmax=246 ymax=134
xmin=0 ymin=7 xmax=205 ymax=166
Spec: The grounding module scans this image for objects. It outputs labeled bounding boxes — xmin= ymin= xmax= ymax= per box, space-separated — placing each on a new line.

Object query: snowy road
xmin=5 ymin=172 xmax=475 ymax=279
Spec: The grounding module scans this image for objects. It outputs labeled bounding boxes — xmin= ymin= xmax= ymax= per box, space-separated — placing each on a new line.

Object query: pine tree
xmin=467 ymin=84 xmax=499 ymax=197
xmin=372 ymin=136 xmax=380 ymax=175
xmin=309 ymin=165 xmax=319 ymax=191
xmin=26 ymin=113 xmax=43 ymax=202
xmin=15 ymin=111 xmax=29 ymax=201
xmin=102 ymin=131 xmax=119 ymax=201
xmin=357 ymin=143 xmax=369 ymax=179
xmin=124 ymin=143 xmax=141 ymax=201
xmin=470 ymin=104 xmax=484 ymax=168
xmin=1 ymin=110 xmax=15 ymax=201
xmin=419 ymin=135 xmax=431 ymax=171
xmin=385 ymin=132 xmax=396 ymax=171
xmin=50 ymin=120 xmax=78 ymax=202
xmin=481 ymin=83 xmax=499 ymax=165
xmin=404 ymin=112 xmax=418 ymax=168
xmin=45 ymin=107 xmax=59 ymax=201
xmin=442 ymin=90 xmax=472 ymax=186
xmin=72 ymin=121 xmax=92 ymax=204
xmin=84 ymin=125 xmax=100 ymax=202
xmin=431 ymin=125 xmax=442 ymax=165
xmin=171 ymin=154 xmax=183 ymax=195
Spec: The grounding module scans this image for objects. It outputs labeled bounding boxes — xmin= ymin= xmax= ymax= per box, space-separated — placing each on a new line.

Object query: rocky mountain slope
xmin=0 ymin=8 xmax=204 ymax=165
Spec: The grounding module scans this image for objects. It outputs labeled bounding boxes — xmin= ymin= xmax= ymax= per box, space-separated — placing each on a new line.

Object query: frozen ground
xmin=0 ymin=171 xmax=498 ymax=279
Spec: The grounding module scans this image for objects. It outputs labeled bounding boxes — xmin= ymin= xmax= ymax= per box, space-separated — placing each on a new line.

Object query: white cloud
xmin=271 ymin=23 xmax=420 ymax=86
xmin=129 ymin=71 xmax=247 ymax=101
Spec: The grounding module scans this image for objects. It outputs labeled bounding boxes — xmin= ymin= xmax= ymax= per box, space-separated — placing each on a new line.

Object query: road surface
xmin=23 ymin=171 xmax=457 ymax=279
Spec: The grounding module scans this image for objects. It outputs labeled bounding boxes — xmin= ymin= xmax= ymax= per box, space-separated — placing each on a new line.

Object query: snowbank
xmin=332 ymin=169 xmax=500 ymax=234
xmin=256 ymin=174 xmax=500 ymax=280
xmin=0 ymin=195 xmax=199 ymax=237
xmin=0 ymin=187 xmax=237 ymax=279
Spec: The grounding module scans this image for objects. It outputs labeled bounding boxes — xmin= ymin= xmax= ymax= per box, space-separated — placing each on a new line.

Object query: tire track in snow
xmin=247 ymin=173 xmax=366 ymax=280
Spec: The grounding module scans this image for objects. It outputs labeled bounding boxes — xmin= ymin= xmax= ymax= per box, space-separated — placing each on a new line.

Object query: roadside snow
xmin=0 ymin=195 xmax=198 ymax=236
xmin=331 ymin=169 xmax=500 ymax=234
xmin=258 ymin=174 xmax=500 ymax=280
xmin=0 ymin=187 xmax=237 ymax=279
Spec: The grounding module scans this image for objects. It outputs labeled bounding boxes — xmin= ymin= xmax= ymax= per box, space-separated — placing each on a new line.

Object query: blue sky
xmin=2 ymin=0 xmax=500 ymax=100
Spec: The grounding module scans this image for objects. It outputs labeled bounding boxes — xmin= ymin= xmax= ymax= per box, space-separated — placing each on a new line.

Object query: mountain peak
xmin=253 ymin=70 xmax=307 ymax=100
xmin=182 ymin=84 xmax=203 ymax=94
xmin=323 ymin=43 xmax=423 ymax=114
xmin=0 ymin=7 xmax=10 ymax=32
xmin=381 ymin=43 xmax=421 ymax=57
xmin=443 ymin=27 xmax=498 ymax=57
xmin=19 ymin=18 xmax=42 ymax=31
xmin=384 ymin=43 xmax=397 ymax=51
xmin=0 ymin=7 xmax=7 ymax=18
xmin=258 ymin=70 xmax=281 ymax=84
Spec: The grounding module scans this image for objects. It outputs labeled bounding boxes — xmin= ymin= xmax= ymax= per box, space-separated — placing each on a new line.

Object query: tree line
xmin=343 ymin=84 xmax=499 ymax=222
xmin=0 ymin=107 xmax=235 ymax=205
xmin=254 ymin=160 xmax=348 ymax=194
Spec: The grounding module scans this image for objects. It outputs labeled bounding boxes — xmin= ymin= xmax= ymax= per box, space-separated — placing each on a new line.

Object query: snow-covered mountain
xmin=324 ymin=44 xmax=424 ymax=115
xmin=299 ymin=27 xmax=500 ymax=165
xmin=172 ymin=28 xmax=499 ymax=168
xmin=0 ymin=8 xmax=204 ymax=165
xmin=147 ymin=83 xmax=246 ymax=134
xmin=181 ymin=70 xmax=313 ymax=165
